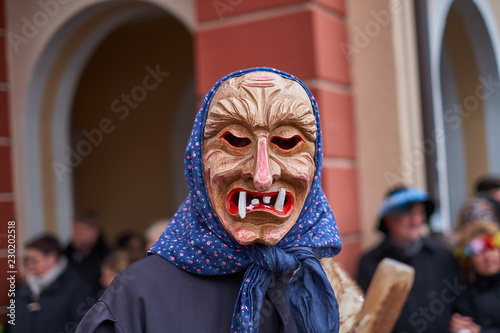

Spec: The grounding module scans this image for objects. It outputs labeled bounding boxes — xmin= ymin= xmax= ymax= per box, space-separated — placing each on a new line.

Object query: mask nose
xmin=244 ymin=136 xmax=280 ymax=192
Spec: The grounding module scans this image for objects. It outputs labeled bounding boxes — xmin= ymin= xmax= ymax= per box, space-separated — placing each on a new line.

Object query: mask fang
xmin=275 ymin=188 xmax=286 ymax=212
xmin=238 ymin=191 xmax=247 ymax=219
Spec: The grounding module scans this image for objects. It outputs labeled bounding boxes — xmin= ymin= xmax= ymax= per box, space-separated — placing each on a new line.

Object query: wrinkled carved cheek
xmin=280 ymin=159 xmax=315 ymax=190
xmin=207 ymin=156 xmax=245 ymax=188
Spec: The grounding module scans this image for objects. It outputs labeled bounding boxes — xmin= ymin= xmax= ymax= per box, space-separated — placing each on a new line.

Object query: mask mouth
xmin=226 ymin=188 xmax=294 ymax=219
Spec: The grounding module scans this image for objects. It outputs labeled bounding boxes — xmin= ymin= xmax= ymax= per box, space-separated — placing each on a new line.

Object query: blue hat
xmin=378 ymin=187 xmax=435 ymax=233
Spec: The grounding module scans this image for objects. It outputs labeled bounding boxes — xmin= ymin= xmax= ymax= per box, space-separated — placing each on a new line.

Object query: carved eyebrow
xmin=204 ymin=97 xmax=256 ymax=139
xmin=268 ymin=98 xmax=317 ymax=142
xmin=204 ymin=96 xmax=317 ymax=142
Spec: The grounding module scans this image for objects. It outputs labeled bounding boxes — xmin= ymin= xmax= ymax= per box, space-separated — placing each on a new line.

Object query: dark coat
xmin=76 ymin=254 xmax=297 ymax=333
xmin=6 ymin=264 xmax=94 ymax=333
xmin=65 ymin=236 xmax=111 ymax=295
xmin=462 ymin=272 xmax=500 ymax=332
xmin=357 ymin=237 xmax=465 ymax=333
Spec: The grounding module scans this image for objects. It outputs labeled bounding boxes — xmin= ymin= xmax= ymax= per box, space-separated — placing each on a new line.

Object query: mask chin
xmin=228 ymin=224 xmax=290 ymax=246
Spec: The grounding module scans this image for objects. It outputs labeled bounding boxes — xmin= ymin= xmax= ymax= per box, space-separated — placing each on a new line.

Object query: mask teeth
xmin=251 ymin=198 xmax=259 ymax=205
xmin=263 ymin=196 xmax=271 ymax=204
xmin=238 ymin=191 xmax=247 ymax=219
xmin=274 ymin=188 xmax=286 ymax=212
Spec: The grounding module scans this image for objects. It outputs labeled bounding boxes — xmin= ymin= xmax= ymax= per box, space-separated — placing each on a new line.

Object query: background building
xmin=1 ymin=0 xmax=500 ymax=321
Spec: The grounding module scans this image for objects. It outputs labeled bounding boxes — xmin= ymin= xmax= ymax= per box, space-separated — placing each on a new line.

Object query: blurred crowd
xmin=6 ymin=176 xmax=500 ymax=333
xmin=6 ymin=215 xmax=169 ymax=333
xmin=357 ymin=176 xmax=500 ymax=333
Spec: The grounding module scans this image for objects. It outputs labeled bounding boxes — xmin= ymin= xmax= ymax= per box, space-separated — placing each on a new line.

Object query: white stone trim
xmin=427 ymin=0 xmax=500 ymax=232
xmin=53 ymin=7 xmax=163 ymax=242
xmin=20 ymin=1 xmax=193 ymax=242
xmin=392 ymin=0 xmax=426 ymax=190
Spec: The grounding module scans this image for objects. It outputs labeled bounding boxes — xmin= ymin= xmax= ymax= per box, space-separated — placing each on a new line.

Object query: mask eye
xmin=220 ymin=131 xmax=252 ymax=148
xmin=271 ymin=135 xmax=304 ymax=151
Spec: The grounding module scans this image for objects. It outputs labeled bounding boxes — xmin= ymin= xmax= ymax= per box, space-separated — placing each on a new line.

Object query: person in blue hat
xmin=357 ymin=186 xmax=464 ymax=333
xmin=76 ymin=67 xmax=343 ymax=333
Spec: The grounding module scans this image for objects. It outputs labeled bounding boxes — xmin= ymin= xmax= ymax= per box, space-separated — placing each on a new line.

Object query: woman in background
xmin=451 ymin=221 xmax=500 ymax=333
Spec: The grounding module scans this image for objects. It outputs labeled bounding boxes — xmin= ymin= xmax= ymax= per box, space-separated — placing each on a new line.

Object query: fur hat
xmin=455 ymin=197 xmax=498 ymax=230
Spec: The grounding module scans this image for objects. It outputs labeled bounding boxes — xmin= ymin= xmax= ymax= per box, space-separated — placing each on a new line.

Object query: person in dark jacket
xmin=77 ymin=67 xmax=344 ymax=333
xmin=357 ymin=186 xmax=464 ymax=333
xmin=65 ymin=210 xmax=111 ymax=295
xmin=451 ymin=220 xmax=500 ymax=332
xmin=6 ymin=235 xmax=93 ymax=333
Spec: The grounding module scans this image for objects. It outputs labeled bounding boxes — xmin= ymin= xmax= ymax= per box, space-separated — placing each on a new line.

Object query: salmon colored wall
xmin=195 ymin=0 xmax=361 ymax=277
xmin=196 ymin=10 xmax=315 ymax=94
xmin=0 ymin=91 xmax=8 ymax=136
xmin=198 ymin=0 xmax=309 ymax=22
xmin=197 ymin=0 xmax=345 ymax=22
xmin=0 ymin=147 xmax=12 ymax=193
xmin=0 ymin=0 xmax=15 ymax=325
xmin=310 ymin=88 xmax=355 ymax=158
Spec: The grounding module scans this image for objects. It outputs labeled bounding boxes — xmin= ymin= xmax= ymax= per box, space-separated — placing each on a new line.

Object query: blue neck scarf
xmin=150 ymin=67 xmax=342 ymax=333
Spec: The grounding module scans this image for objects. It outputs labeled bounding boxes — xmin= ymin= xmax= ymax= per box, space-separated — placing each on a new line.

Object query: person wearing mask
xmin=357 ymin=186 xmax=463 ymax=333
xmin=77 ymin=68 xmax=349 ymax=333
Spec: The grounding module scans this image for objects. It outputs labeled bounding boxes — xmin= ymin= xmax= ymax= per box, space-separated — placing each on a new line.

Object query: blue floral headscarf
xmin=150 ymin=67 xmax=342 ymax=333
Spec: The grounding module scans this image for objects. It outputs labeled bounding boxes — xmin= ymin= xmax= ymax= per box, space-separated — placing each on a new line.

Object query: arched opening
xmin=439 ymin=0 xmax=500 ymax=226
xmin=23 ymin=1 xmax=195 ymax=243
xmin=70 ymin=14 xmax=194 ymax=243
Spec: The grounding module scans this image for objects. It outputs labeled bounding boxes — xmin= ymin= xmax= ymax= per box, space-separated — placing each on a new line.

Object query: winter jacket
xmin=65 ymin=236 xmax=111 ymax=295
xmin=463 ymin=272 xmax=500 ymax=332
xmin=357 ymin=237 xmax=465 ymax=333
xmin=6 ymin=264 xmax=94 ymax=333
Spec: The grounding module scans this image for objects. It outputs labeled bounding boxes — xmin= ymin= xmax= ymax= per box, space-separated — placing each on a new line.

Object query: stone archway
xmin=429 ymin=0 xmax=500 ymax=229
xmin=70 ymin=13 xmax=195 ymax=243
xmin=22 ymin=1 xmax=195 ymax=242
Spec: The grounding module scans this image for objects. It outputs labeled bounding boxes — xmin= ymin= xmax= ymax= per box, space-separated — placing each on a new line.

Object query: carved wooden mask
xmin=203 ymin=72 xmax=317 ymax=246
